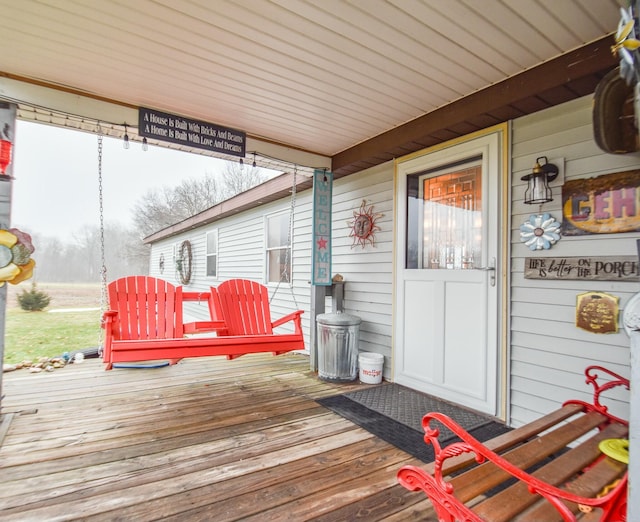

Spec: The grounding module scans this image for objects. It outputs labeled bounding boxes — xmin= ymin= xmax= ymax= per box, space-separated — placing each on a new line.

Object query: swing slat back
xmin=216 ymin=279 xmax=273 ymax=336
xmin=107 ymin=276 xmax=184 ymax=340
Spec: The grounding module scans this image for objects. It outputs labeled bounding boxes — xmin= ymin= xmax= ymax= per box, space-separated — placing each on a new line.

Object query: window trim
xmin=264 ymin=210 xmax=292 ymax=285
xmin=205 ymin=229 xmax=219 ymax=279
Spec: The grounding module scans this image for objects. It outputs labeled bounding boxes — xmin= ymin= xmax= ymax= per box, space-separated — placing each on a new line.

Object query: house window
xmin=206 ymin=230 xmax=218 ymax=277
xmin=266 ymin=211 xmax=291 ymax=283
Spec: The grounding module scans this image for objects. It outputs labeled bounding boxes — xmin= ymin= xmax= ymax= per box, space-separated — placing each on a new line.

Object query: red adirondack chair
xmin=214 ymin=278 xmax=304 ymax=359
xmin=102 ymin=276 xmax=304 ymax=370
xmin=101 ymin=276 xmax=186 ymax=369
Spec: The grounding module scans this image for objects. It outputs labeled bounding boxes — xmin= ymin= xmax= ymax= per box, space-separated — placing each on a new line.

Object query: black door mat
xmin=317 ymin=383 xmax=511 ymax=463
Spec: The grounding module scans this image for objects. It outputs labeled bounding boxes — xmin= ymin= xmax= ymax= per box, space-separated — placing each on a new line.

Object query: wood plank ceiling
xmin=0 ymin=0 xmax=624 ymax=178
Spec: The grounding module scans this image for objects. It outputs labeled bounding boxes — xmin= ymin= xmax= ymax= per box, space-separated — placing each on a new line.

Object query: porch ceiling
xmin=0 ymin=0 xmax=623 ymax=177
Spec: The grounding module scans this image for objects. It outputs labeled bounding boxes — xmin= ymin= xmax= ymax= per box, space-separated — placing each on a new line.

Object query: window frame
xmin=265 ymin=210 xmax=292 ymax=284
xmin=205 ymin=229 xmax=218 ymax=279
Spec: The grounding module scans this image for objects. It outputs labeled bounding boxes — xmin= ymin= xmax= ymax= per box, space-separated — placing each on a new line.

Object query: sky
xmin=10 ymin=120 xmax=234 ymax=238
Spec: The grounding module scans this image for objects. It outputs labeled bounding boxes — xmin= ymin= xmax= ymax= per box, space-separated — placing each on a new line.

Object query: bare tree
xmin=18 ymin=162 xmax=269 ymax=283
xmin=221 ymin=162 xmax=266 ymax=200
xmin=133 ymin=163 xmax=267 ymax=238
xmin=132 ymin=174 xmax=223 ymax=238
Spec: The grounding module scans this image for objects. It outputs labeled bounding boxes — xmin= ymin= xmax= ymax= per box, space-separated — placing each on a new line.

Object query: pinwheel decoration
xmin=519 ymin=213 xmax=561 ymax=251
xmin=612 ymin=6 xmax=640 ymax=85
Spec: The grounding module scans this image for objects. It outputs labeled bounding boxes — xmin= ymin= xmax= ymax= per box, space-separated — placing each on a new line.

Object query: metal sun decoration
xmin=348 ymin=200 xmax=383 ymax=249
xmin=519 ymin=213 xmax=561 ymax=251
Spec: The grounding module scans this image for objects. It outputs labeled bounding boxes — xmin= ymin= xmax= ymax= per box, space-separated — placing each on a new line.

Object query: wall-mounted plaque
xmin=562 ymin=170 xmax=640 ymax=235
xmin=524 ymin=256 xmax=639 ymax=281
xmin=139 ymin=107 xmax=246 ymax=157
xmin=576 ymin=291 xmax=619 ymax=334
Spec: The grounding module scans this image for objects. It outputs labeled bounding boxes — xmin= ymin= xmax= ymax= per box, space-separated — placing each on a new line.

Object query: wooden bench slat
xmin=450 ymin=411 xmax=608 ymax=504
xmin=474 ymin=421 xmax=628 ymax=522
xmin=424 ymin=404 xmax=584 ymax=477
xmin=515 ymin=456 xmax=627 ymax=522
xmin=397 ymin=366 xmax=629 ymax=522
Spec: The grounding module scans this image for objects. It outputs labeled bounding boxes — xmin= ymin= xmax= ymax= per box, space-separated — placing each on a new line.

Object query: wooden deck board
xmin=0 ymin=353 xmax=437 ymax=521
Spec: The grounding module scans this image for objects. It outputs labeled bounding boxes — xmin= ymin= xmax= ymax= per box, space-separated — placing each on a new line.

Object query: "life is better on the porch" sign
xmin=525 ymin=256 xmax=639 ymax=281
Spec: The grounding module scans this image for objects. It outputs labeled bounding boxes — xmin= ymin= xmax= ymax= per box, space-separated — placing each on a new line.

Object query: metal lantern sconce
xmin=521 ymin=156 xmax=559 ymax=205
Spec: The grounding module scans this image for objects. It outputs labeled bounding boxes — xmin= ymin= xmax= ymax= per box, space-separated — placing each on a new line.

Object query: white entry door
xmin=394 ymin=131 xmax=504 ymax=415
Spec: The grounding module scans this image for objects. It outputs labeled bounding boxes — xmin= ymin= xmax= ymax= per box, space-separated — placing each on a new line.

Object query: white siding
xmin=149 ymin=198 xmax=313 ymax=345
xmin=510 ymin=97 xmax=638 ymax=427
xmin=331 ymin=162 xmax=395 ymax=376
xmin=148 ymin=163 xmax=395 ymax=374
xmin=147 ymin=97 xmax=637 ymax=413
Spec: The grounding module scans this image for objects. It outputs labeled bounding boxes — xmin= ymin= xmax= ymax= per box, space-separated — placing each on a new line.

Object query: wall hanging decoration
xmin=176 ymin=240 xmax=192 ymax=285
xmin=0 ymin=227 xmax=35 ymax=285
xmin=519 ymin=213 xmax=561 ymax=250
xmin=612 ymin=5 xmax=640 ymax=86
xmin=576 ymin=291 xmax=619 ymax=334
xmin=593 ymin=6 xmax=640 ymax=153
xmin=623 ymin=291 xmax=640 ymax=336
xmin=159 ymin=253 xmax=165 ymax=274
xmin=562 ymin=170 xmax=640 ymax=235
xmin=348 ymin=199 xmax=383 ymax=249
xmin=525 ymin=255 xmax=639 ymax=281
xmin=312 ymin=169 xmax=332 ymax=285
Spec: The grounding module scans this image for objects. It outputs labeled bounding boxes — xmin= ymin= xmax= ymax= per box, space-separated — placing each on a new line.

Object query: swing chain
xmin=97 ymin=125 xmax=107 ymax=355
xmin=271 ymin=167 xmax=298 ymax=308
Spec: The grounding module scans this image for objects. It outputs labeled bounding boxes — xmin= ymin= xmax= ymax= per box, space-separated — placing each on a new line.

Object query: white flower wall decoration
xmin=519 ymin=213 xmax=561 ymax=251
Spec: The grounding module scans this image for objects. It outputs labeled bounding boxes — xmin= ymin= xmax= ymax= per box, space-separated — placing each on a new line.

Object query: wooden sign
xmin=562 ymin=170 xmax=640 ymax=235
xmin=312 ymin=170 xmax=332 ymax=286
xmin=139 ymin=107 xmax=246 ymax=157
xmin=525 ymin=256 xmax=639 ymax=281
xmin=576 ymin=291 xmax=619 ymax=334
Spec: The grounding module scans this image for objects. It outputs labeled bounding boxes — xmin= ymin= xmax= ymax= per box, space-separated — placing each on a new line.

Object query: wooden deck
xmin=0 ymin=353 xmax=436 ymax=521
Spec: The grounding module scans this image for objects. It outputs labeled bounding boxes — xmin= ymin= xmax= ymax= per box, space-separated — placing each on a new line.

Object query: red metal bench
xmin=397 ymin=366 xmax=629 ymax=521
xmin=102 ymin=276 xmax=304 ymax=370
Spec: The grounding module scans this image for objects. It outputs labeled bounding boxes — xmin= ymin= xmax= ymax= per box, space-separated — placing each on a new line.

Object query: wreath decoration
xmin=0 ymin=228 xmax=35 ymax=286
xmin=176 ymin=240 xmax=192 ymax=284
xmin=347 ymin=200 xmax=383 ymax=249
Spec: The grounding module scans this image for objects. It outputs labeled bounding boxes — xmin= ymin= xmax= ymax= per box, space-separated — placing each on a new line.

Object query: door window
xmin=406 ymin=159 xmax=482 ymax=269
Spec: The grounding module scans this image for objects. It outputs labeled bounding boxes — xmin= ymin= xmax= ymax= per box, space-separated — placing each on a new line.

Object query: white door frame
xmin=393 ymin=125 xmax=509 ymax=419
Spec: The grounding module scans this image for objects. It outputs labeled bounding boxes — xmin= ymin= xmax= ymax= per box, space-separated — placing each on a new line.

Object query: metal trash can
xmin=317 ymin=311 xmax=361 ymax=382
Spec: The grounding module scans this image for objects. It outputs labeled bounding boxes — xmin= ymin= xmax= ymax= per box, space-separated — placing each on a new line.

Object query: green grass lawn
xmin=4 ymin=308 xmax=102 ymax=364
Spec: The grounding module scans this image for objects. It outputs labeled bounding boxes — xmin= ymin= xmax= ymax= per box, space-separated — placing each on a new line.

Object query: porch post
xmin=0 ymin=102 xmax=17 ymax=417
xmin=629 ymin=330 xmax=640 ymax=520
xmin=309 ymin=285 xmax=325 ymax=372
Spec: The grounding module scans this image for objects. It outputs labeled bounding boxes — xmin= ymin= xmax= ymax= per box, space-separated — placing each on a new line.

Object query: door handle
xmin=474 ymin=258 xmax=496 ymax=286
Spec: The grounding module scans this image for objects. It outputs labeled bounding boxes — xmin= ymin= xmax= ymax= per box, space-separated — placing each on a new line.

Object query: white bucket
xmin=358 ymin=352 xmax=384 ymax=384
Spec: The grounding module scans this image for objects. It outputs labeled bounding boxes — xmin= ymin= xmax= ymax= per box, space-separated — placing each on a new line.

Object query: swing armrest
xmin=101 ymin=310 xmax=117 ymax=327
xmin=272 ymin=310 xmax=304 ymax=333
xmin=101 ymin=310 xmax=119 ymax=365
xmin=182 ymin=291 xmax=229 ymax=335
xmin=183 ymin=320 xmax=228 ymax=335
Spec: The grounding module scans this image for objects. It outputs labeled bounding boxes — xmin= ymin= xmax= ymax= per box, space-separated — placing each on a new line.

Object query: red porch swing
xmin=95 ymin=129 xmax=304 ymax=370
